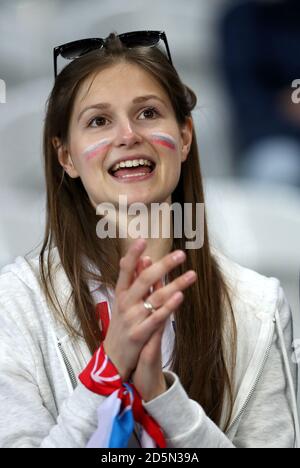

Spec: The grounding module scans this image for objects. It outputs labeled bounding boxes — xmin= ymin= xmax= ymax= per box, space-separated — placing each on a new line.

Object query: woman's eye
xmin=88 ymin=116 xmax=108 ymax=128
xmin=139 ymin=107 xmax=160 ymax=120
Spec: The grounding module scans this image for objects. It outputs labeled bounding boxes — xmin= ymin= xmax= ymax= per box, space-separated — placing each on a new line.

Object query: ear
xmin=52 ymin=137 xmax=79 ymax=178
xmin=180 ymin=117 xmax=193 ymax=163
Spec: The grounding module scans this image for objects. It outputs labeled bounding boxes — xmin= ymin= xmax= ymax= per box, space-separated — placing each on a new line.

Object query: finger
xmin=136 ymin=257 xmax=164 ymax=299
xmin=136 ymin=323 xmax=165 ymax=365
xmin=138 ymin=256 xmax=152 ymax=274
xmin=153 ymin=277 xmax=164 ymax=292
xmin=143 ymin=258 xmax=164 ymax=293
xmin=134 ymin=257 xmax=152 ymax=280
xmin=136 ymin=257 xmax=153 ymax=300
xmin=115 ymin=239 xmax=147 ymax=295
xmin=125 ymin=249 xmax=186 ymax=308
xmin=134 ymin=257 xmax=146 ymax=281
xmin=136 ymin=291 xmax=184 ymax=341
xmin=142 ymin=270 xmax=197 ymax=310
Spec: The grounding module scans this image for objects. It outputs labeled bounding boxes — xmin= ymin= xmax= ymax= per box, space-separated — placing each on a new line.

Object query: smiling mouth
xmin=108 ymin=163 xmax=156 ymax=183
xmin=108 ymin=162 xmax=156 ymax=179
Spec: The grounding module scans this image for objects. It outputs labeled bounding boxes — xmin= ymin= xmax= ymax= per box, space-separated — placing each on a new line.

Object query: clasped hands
xmin=103 ymin=239 xmax=197 ymax=402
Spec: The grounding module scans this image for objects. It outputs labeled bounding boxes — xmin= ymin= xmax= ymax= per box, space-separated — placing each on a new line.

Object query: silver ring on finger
xmin=143 ymin=300 xmax=157 ymax=313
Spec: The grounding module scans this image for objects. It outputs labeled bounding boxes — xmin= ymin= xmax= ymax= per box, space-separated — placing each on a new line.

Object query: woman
xmin=0 ymin=31 xmax=299 ymax=448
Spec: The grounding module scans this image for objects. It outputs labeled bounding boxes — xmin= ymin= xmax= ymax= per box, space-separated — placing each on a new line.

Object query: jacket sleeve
xmin=231 ymin=286 xmax=298 ymax=448
xmin=143 ymin=371 xmax=235 ymax=448
xmin=143 ymin=287 xmax=297 ymax=448
xmin=0 ymin=292 xmax=106 ymax=448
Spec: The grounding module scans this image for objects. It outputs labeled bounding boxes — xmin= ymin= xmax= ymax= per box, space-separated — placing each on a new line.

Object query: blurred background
xmin=0 ymin=0 xmax=299 ymax=342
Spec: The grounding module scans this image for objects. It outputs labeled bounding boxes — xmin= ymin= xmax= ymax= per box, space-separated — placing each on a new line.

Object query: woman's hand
xmin=131 ymin=256 xmax=172 ymax=402
xmin=103 ymin=238 xmax=197 ymax=382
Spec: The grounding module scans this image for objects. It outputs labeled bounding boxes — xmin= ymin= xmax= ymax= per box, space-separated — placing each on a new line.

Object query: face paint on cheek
xmin=82 ymin=138 xmax=111 ymax=161
xmin=150 ymin=132 xmax=177 ymax=151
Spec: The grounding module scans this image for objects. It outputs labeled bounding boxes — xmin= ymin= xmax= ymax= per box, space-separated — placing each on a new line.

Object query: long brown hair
xmin=40 ymin=33 xmax=236 ymax=429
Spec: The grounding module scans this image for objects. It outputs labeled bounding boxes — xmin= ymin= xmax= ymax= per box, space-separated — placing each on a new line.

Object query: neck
xmin=120 ymin=235 xmax=173 ymax=264
xmin=118 ymin=195 xmax=174 ymax=263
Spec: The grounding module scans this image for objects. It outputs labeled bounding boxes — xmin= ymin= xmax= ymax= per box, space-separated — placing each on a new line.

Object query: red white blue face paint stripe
xmin=150 ymin=132 xmax=177 ymax=151
xmin=82 ymin=138 xmax=111 ymax=161
xmin=79 ymin=301 xmax=166 ymax=448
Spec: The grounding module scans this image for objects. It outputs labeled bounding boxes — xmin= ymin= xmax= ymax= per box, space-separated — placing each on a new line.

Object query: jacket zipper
xmin=227 ymin=322 xmax=274 ymax=434
xmin=57 ymin=340 xmax=78 ymax=390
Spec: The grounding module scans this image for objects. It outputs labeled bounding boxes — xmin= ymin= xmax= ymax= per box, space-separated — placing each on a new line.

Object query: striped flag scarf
xmin=79 ymin=301 xmax=167 ymax=448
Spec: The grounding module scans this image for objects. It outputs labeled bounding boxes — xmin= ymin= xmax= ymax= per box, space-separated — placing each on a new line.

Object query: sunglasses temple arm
xmin=162 ymin=35 xmax=173 ymax=66
xmin=166 ymin=44 xmax=173 ymax=66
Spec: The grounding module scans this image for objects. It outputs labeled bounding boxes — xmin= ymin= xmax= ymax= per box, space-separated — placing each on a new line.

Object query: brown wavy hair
xmin=40 ymin=33 xmax=236 ymax=429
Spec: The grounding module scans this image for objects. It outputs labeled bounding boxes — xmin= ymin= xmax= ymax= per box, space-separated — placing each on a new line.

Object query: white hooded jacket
xmin=0 ymin=246 xmax=299 ymax=448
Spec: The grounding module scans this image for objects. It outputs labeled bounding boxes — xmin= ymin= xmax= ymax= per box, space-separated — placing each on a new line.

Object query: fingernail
xmin=185 ymin=271 xmax=196 ymax=281
xmin=173 ymin=291 xmax=183 ymax=301
xmin=135 ymin=239 xmax=146 ymax=250
xmin=172 ymin=251 xmax=185 ymax=262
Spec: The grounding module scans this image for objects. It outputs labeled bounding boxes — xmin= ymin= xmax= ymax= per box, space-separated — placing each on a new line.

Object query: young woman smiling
xmin=0 ymin=31 xmax=299 ymax=448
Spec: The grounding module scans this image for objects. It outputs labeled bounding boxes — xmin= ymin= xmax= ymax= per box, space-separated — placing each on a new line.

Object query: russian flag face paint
xmin=150 ymin=132 xmax=177 ymax=151
xmin=83 ymin=138 xmax=111 ymax=161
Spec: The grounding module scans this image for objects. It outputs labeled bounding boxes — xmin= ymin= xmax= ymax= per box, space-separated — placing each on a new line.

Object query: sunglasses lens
xmin=60 ymin=40 xmax=102 ymax=60
xmin=120 ymin=32 xmax=159 ymax=48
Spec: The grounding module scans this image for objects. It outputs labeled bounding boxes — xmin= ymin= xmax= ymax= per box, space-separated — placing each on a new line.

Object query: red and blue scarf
xmin=79 ymin=301 xmax=167 ymax=448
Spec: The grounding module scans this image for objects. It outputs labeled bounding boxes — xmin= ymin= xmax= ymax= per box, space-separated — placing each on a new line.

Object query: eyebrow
xmin=77 ymin=95 xmax=168 ymax=122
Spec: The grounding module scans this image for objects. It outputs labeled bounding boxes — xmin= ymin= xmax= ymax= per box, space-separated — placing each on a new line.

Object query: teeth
xmin=111 ymin=159 xmax=153 ymax=172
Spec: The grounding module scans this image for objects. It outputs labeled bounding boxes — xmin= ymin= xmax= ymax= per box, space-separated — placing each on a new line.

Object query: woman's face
xmin=57 ymin=61 xmax=192 ymax=208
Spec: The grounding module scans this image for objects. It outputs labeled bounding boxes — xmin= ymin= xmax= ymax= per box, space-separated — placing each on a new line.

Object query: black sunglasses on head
xmin=53 ymin=30 xmax=173 ymax=78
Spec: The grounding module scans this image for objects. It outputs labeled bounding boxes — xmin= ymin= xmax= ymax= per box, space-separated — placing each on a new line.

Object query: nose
xmin=114 ymin=118 xmax=143 ymax=148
